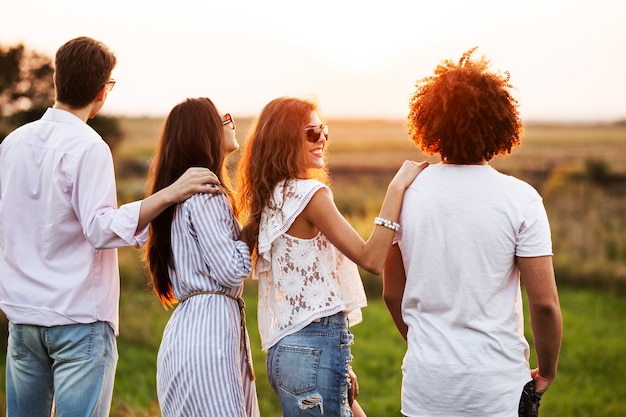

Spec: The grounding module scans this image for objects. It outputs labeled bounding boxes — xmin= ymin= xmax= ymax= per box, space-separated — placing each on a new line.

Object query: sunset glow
xmin=2 ymin=0 xmax=625 ymax=121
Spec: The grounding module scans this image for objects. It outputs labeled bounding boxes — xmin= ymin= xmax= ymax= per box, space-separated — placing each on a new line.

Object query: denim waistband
xmin=310 ymin=311 xmax=348 ymax=327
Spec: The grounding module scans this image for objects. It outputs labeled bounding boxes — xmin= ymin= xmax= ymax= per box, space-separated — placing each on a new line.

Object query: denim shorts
xmin=6 ymin=321 xmax=118 ymax=417
xmin=267 ymin=312 xmax=354 ymax=417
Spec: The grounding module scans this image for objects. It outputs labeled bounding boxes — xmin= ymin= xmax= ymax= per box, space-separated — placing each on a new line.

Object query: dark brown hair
xmin=408 ymin=47 xmax=523 ymax=163
xmin=145 ymin=97 xmax=235 ymax=307
xmin=237 ymin=97 xmax=328 ymax=254
xmin=54 ymin=36 xmax=116 ymax=108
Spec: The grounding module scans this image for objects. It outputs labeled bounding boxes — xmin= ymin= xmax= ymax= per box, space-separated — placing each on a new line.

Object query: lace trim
xmin=253 ymin=178 xmax=368 ymax=350
xmin=257 ymin=179 xmax=326 ymax=267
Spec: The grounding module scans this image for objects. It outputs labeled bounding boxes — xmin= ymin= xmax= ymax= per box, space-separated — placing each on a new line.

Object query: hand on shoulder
xmin=389 ymin=160 xmax=429 ymax=191
xmin=169 ymin=167 xmax=221 ymax=203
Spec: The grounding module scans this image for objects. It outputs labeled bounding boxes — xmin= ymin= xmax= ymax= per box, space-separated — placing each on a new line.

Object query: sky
xmin=2 ymin=0 xmax=625 ymax=122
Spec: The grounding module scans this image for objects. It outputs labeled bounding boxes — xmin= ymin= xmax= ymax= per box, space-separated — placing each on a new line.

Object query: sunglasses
xmin=222 ymin=113 xmax=236 ymax=130
xmin=305 ymin=124 xmax=329 ymax=143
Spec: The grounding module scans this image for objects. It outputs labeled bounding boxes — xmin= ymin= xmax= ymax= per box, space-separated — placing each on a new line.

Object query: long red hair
xmin=237 ymin=97 xmax=328 ymax=255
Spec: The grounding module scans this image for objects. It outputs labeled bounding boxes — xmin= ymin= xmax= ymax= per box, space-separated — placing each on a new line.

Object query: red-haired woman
xmin=238 ymin=96 xmax=427 ymax=417
xmin=145 ymin=98 xmax=259 ymax=417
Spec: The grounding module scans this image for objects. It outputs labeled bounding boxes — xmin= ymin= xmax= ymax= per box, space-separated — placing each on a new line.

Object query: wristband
xmin=374 ymin=217 xmax=400 ymax=232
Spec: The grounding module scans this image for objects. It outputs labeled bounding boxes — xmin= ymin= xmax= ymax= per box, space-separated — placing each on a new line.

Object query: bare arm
xmin=383 ymin=243 xmax=408 ymax=340
xmin=350 ymin=400 xmax=367 ymax=417
xmin=301 ymin=161 xmax=428 ymax=274
xmin=137 ymin=167 xmax=220 ymax=232
xmin=517 ymin=255 xmax=562 ymax=394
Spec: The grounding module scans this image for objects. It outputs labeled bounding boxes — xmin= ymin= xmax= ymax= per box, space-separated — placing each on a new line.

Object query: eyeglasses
xmin=222 ymin=113 xmax=236 ymax=130
xmin=305 ymin=124 xmax=329 ymax=143
xmin=104 ymin=79 xmax=116 ymax=92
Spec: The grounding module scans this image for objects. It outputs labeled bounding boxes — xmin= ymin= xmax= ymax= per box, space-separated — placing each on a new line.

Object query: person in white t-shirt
xmin=0 ymin=37 xmax=218 ymax=417
xmin=383 ymin=48 xmax=562 ymax=417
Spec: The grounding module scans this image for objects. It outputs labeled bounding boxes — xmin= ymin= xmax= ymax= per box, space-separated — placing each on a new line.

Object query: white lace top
xmin=255 ymin=179 xmax=367 ymax=351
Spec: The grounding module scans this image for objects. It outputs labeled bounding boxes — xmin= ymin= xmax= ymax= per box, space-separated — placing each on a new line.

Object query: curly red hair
xmin=408 ymin=47 xmax=523 ymax=163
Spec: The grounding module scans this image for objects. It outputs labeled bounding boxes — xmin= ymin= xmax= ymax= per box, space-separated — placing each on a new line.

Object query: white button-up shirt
xmin=0 ymin=108 xmax=144 ymax=335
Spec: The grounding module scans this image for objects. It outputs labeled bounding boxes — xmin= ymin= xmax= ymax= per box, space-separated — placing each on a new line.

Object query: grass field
xmin=0 ymin=117 xmax=624 ymax=416
xmin=89 ymin=274 xmax=626 ymax=416
xmin=28 ymin=252 xmax=618 ymax=417
xmin=114 ymin=117 xmax=626 ymax=292
xmin=113 ymin=117 xmax=626 ymax=177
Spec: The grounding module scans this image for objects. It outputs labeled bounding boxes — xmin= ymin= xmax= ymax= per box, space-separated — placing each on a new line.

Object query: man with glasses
xmin=0 ymin=36 xmax=218 ymax=417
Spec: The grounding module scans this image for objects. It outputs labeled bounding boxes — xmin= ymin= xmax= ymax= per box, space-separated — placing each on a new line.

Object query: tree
xmin=0 ymin=43 xmax=54 ymax=117
xmin=0 ymin=42 xmax=123 ymax=153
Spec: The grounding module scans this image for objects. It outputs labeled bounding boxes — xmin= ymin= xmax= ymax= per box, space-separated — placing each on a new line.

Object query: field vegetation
xmin=1 ymin=117 xmax=625 ymax=416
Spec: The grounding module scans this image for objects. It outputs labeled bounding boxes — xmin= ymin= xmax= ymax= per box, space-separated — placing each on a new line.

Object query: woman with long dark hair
xmin=145 ymin=97 xmax=259 ymax=416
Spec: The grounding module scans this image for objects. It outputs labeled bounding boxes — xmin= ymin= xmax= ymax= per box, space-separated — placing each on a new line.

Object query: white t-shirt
xmin=396 ymin=164 xmax=552 ymax=417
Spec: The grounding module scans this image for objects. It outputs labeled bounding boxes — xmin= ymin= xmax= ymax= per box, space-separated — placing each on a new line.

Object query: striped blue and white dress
xmin=157 ymin=193 xmax=259 ymax=417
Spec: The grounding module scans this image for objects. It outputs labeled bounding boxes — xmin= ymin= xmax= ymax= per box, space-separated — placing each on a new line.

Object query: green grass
xmin=536 ymin=288 xmax=626 ymax=416
xmin=3 ymin=275 xmax=623 ymax=416
xmin=114 ymin=284 xmax=626 ymax=416
xmin=53 ymin=274 xmax=626 ymax=416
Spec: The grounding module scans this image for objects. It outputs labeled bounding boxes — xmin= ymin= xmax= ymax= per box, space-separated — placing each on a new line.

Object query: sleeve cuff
xmin=110 ymin=200 xmax=143 ymax=245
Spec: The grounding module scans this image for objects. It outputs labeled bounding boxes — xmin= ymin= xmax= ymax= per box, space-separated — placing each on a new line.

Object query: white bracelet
xmin=374 ymin=217 xmax=400 ymax=232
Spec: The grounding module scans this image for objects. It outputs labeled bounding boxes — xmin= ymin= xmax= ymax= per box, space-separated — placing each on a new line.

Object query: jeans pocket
xmin=8 ymin=323 xmax=26 ymax=360
xmin=47 ymin=322 xmax=96 ymax=362
xmin=273 ymin=345 xmax=321 ymax=395
xmin=518 ymin=380 xmax=542 ymax=417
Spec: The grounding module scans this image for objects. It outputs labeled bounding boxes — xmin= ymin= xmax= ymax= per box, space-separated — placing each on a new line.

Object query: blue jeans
xmin=267 ymin=312 xmax=354 ymax=417
xmin=6 ymin=321 xmax=118 ymax=417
